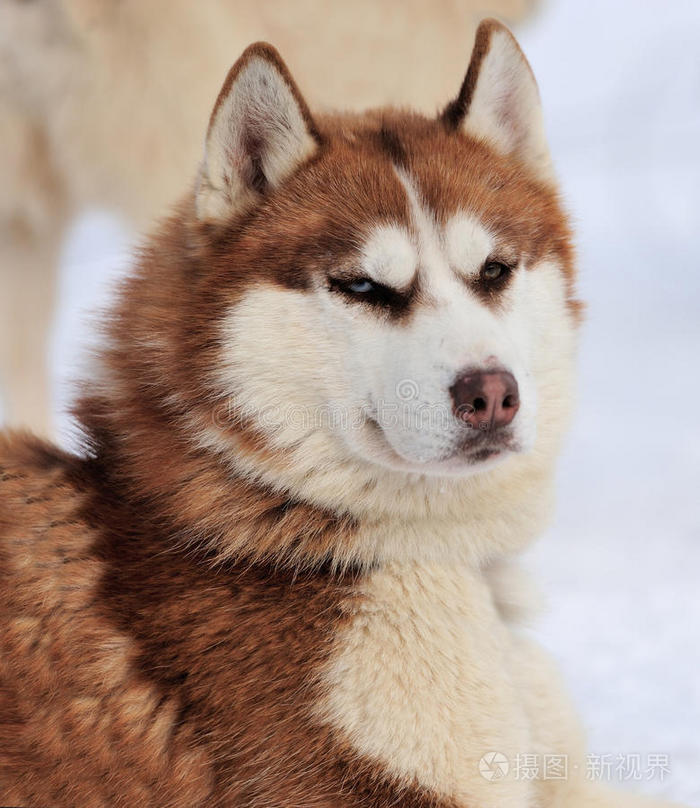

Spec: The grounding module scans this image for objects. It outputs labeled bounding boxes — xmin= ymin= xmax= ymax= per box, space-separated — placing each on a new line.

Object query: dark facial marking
xmin=328 ymin=274 xmax=417 ymax=320
xmin=374 ymin=124 xmax=408 ymax=167
xmin=467 ymin=258 xmax=516 ymax=305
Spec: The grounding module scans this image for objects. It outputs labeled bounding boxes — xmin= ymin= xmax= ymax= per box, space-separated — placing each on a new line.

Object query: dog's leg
xmin=0 ymin=108 xmax=66 ymax=436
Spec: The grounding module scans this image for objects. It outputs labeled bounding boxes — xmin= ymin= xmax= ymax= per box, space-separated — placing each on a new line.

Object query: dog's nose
xmin=450 ymin=370 xmax=520 ymax=430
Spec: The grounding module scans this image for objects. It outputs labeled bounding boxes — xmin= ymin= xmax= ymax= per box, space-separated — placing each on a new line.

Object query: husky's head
xmin=94 ymin=21 xmax=579 ymax=560
xmin=184 ymin=20 xmax=579 ymax=513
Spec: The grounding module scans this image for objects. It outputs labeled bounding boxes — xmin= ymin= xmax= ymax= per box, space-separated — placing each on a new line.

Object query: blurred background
xmin=1 ymin=0 xmax=698 ymax=803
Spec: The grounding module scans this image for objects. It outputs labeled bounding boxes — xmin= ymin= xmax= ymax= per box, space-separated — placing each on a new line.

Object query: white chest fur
xmin=317 ymin=562 xmax=584 ymax=807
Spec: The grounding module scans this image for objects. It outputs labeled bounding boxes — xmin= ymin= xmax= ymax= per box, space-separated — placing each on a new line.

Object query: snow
xmin=5 ymin=0 xmax=700 ymax=802
xmin=518 ymin=1 xmax=700 ymax=801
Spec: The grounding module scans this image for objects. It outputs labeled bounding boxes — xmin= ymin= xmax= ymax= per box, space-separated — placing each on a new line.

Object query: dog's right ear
xmin=442 ymin=20 xmax=554 ymax=182
xmin=195 ymin=43 xmax=320 ymax=223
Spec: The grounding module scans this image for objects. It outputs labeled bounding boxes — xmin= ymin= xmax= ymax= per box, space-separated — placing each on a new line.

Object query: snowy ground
xmin=517 ymin=2 xmax=700 ymax=802
xmin=5 ymin=0 xmax=699 ymax=803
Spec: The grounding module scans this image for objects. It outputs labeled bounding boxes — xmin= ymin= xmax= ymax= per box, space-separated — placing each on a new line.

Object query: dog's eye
xmin=329 ymin=276 xmax=380 ymax=298
xmin=346 ymin=278 xmax=375 ymax=294
xmin=329 ymin=275 xmax=411 ymax=314
xmin=481 ymin=261 xmax=510 ymax=282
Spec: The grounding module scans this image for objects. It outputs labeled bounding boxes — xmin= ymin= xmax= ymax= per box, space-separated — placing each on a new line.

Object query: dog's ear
xmin=196 ymin=43 xmax=320 ymax=223
xmin=443 ymin=19 xmax=553 ymax=181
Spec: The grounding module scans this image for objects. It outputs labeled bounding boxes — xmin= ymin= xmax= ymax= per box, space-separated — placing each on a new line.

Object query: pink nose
xmin=450 ymin=370 xmax=520 ymax=430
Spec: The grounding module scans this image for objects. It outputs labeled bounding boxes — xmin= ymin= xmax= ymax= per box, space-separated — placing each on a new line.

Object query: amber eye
xmin=481 ymin=261 xmax=510 ymax=282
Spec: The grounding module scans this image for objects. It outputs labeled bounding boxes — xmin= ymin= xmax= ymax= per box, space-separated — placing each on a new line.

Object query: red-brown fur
xmin=0 ymin=434 xmax=461 ymax=807
xmin=0 ymin=23 xmax=576 ymax=806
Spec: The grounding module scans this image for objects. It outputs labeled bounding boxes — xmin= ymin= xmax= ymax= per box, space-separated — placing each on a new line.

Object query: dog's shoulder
xmin=0 ymin=430 xmax=104 ymax=677
xmin=0 ymin=431 xmax=88 ymax=555
xmin=0 ymin=431 xmax=214 ymax=806
xmin=0 ymin=430 xmax=98 ymax=635
xmin=0 ymin=431 xmax=82 ymax=538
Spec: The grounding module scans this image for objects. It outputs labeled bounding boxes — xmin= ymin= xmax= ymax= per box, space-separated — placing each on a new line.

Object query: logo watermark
xmin=211 ymin=379 xmax=475 ymax=434
xmin=478 ymin=751 xmax=510 ymax=781
xmin=477 ymin=752 xmax=671 ymax=783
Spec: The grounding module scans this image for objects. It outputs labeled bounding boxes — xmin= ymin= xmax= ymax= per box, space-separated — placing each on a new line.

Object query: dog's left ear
xmin=443 ymin=19 xmax=554 ymax=181
xmin=196 ymin=42 xmax=320 ymax=223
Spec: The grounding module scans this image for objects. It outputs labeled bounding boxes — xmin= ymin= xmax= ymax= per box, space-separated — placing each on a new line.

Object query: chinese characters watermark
xmin=478 ymin=752 xmax=671 ymax=783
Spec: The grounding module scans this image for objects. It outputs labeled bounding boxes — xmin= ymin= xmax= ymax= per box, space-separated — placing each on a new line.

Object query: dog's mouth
xmin=456 ymin=427 xmax=520 ymax=460
xmin=357 ymin=413 xmax=521 ymax=475
xmin=463 ymin=445 xmax=505 ymax=463
xmin=449 ymin=436 xmax=521 ymax=472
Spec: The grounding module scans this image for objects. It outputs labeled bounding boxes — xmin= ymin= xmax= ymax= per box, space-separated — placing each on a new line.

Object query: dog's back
xmin=0 ymin=436 xmax=212 ymax=806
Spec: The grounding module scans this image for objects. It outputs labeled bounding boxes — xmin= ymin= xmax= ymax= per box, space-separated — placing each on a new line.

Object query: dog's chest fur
xmin=320 ymin=560 xmax=541 ymax=807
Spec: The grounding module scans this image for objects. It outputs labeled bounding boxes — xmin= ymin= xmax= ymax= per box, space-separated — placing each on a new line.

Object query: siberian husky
xmin=0 ymin=20 xmax=680 ymax=808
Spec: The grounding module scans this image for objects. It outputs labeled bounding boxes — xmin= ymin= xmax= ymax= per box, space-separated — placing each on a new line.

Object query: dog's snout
xmin=450 ymin=369 xmax=520 ymax=430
